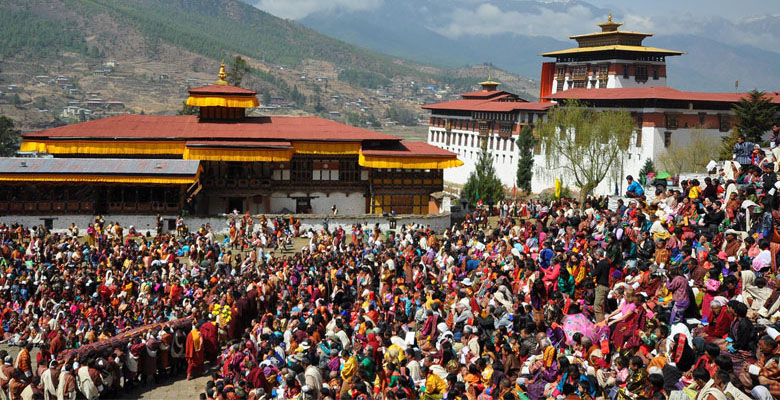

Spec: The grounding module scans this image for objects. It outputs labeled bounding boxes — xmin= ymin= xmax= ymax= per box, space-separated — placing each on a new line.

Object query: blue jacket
xmin=627 ymin=181 xmax=644 ymax=195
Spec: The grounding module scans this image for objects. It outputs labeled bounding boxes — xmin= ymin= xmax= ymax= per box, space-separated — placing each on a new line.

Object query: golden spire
xmin=216 ymin=60 xmax=228 ymax=86
xmin=598 ymin=12 xmax=622 ymax=32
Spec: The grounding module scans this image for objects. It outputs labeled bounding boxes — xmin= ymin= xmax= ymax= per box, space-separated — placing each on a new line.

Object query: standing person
xmin=186 ymin=323 xmax=205 ymax=380
xmin=40 ymin=361 xmax=59 ymax=400
xmin=734 ymin=136 xmax=755 ymax=166
xmin=56 ymin=363 xmax=76 ymax=400
xmin=591 ymin=248 xmax=611 ymax=322
xmin=666 ymin=268 xmax=691 ymax=325
xmin=14 ymin=342 xmax=32 ymax=379
xmin=76 ymin=362 xmax=99 ymax=400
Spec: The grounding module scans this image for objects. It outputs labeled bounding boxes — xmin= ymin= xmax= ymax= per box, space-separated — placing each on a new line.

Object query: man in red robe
xmin=185 ymin=323 xmax=204 ymax=380
xmin=199 ymin=320 xmax=218 ymax=364
xmin=49 ymin=330 xmax=65 ymax=358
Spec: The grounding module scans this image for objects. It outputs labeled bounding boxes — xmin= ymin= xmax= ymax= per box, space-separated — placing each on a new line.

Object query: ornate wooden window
xmin=598 ymin=64 xmax=609 ymax=87
xmin=665 ymin=113 xmax=678 ymax=130
xmin=635 ymin=65 xmax=649 ymax=83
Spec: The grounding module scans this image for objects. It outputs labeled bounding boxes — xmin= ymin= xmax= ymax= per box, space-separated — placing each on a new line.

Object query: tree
xmin=177 ymin=101 xmax=198 ymax=115
xmin=515 ymin=125 xmax=535 ymax=193
xmin=535 ymin=100 xmax=634 ymax=201
xmin=226 ymin=56 xmax=251 ymax=87
xmin=659 ymin=133 xmax=720 ymax=175
xmin=639 ymin=159 xmax=656 ymax=177
xmin=11 ymin=94 xmax=21 ymax=106
xmin=462 ymin=149 xmax=504 ymax=207
xmin=638 ymin=159 xmax=656 ymax=186
xmin=732 ymin=90 xmax=777 ymax=143
xmin=718 ymin=128 xmax=741 ymax=160
xmin=0 ymin=116 xmax=21 ymax=156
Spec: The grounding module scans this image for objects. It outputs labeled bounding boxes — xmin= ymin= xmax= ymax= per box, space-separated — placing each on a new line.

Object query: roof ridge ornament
xmin=216 ymin=60 xmax=228 ymax=86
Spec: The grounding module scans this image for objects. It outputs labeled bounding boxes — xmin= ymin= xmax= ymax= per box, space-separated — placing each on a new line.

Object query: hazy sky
xmin=587 ymin=0 xmax=776 ymax=19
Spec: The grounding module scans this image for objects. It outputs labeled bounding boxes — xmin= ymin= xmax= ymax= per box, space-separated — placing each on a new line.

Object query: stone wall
xmin=0 ymin=213 xmax=452 ymax=235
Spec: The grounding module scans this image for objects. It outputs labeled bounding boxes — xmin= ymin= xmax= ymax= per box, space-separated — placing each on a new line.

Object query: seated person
xmin=625 ymin=175 xmax=645 ymax=198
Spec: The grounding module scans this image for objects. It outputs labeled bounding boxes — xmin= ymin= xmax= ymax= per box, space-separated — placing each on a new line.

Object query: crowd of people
xmin=3 ymin=146 xmax=780 ymax=399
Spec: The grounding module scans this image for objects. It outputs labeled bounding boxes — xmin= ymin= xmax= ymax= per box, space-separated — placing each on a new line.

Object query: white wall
xmin=430 ymin=127 xmax=518 ymax=188
xmin=310 ymin=192 xmax=365 ymax=214
xmin=529 ymin=125 xmax=730 ymax=196
xmin=0 ymin=213 xmax=452 ymax=236
xmin=269 ymin=193 xmax=297 ymax=214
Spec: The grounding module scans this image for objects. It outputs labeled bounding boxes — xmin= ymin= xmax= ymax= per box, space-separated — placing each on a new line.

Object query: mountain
xmin=260 ymin=0 xmax=780 ymax=92
xmin=0 ymin=0 xmax=538 ymax=132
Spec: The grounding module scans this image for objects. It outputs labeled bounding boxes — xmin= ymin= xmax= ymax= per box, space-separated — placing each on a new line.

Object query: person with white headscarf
xmin=741 ymin=270 xmax=772 ymax=314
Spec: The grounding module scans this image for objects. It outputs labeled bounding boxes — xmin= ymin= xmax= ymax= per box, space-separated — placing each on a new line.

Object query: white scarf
xmin=41 ymin=369 xmax=57 ymax=400
xmin=56 ymin=371 xmax=73 ymax=400
xmin=76 ymin=367 xmax=99 ymax=400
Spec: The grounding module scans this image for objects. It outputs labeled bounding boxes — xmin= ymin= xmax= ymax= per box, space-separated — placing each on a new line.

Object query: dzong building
xmin=425 ymin=16 xmax=780 ymax=195
xmin=1 ymin=63 xmax=461 ymax=221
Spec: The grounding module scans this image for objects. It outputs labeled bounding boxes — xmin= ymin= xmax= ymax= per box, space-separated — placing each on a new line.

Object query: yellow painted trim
xmin=0 ymin=174 xmax=197 ymax=184
xmin=293 ymin=142 xmax=361 ymax=155
xmin=183 ymin=147 xmax=293 ymax=162
xmin=358 ymin=153 xmax=463 ymax=169
xmin=540 ymin=44 xmax=684 ymax=56
xmin=20 ymin=140 xmax=186 ymax=155
xmin=185 ymin=95 xmax=259 ymax=108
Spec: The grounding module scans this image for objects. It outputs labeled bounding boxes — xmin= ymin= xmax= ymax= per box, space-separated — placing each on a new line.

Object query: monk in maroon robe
xmin=199 ymin=320 xmax=219 ymax=363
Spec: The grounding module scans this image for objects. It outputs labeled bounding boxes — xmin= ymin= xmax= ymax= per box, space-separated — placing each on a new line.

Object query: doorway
xmin=227 ymin=197 xmax=244 ymax=213
xmin=295 ymin=198 xmax=312 ymax=214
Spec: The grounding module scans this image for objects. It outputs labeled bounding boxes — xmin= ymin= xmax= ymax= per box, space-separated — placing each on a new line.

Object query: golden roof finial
xmin=608 ymin=13 xmax=612 ymax=23
xmin=216 ymin=60 xmax=228 ymax=86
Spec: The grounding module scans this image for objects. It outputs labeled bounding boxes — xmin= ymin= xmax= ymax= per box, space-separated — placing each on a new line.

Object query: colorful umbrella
xmin=561 ymin=313 xmax=597 ymax=345
xmin=655 ymin=171 xmax=671 ymax=180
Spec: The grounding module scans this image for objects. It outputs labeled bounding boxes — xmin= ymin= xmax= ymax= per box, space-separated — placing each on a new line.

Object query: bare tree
xmin=535 ymin=100 xmax=634 ymax=200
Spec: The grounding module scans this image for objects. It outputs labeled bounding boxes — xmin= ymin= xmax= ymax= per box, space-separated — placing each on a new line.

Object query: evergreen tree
xmin=732 ymin=90 xmax=777 ymax=143
xmin=227 ymin=56 xmax=251 ymax=86
xmin=639 ymin=159 xmax=655 ymax=177
xmin=515 ymin=125 xmax=535 ymax=193
xmin=177 ymin=101 xmax=198 ymax=115
xmin=463 ymin=149 xmax=504 ymax=206
xmin=0 ymin=116 xmax=21 ymax=156
xmin=719 ymin=128 xmax=741 ymax=160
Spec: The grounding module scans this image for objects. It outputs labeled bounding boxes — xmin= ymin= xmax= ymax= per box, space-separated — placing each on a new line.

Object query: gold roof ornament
xmin=598 ymin=12 xmax=623 ymax=32
xmin=216 ymin=60 xmax=228 ymax=86
xmin=479 ymin=72 xmax=501 ymax=89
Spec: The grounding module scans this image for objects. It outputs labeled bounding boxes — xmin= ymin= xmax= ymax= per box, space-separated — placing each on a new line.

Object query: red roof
xmin=23 ymin=115 xmax=399 ymax=142
xmin=185 ymin=141 xmax=292 ymax=148
xmin=361 ymin=142 xmax=457 ymax=158
xmin=188 ymin=84 xmax=257 ymax=96
xmin=460 ymin=90 xmax=510 ymax=99
xmin=422 ymin=98 xmax=552 ymax=112
xmin=546 ymin=87 xmax=780 ymax=103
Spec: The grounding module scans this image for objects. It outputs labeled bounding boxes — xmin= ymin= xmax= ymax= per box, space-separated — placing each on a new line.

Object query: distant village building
xmin=424 ymin=17 xmax=780 ymax=195
xmin=7 ymin=62 xmax=461 ymax=216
